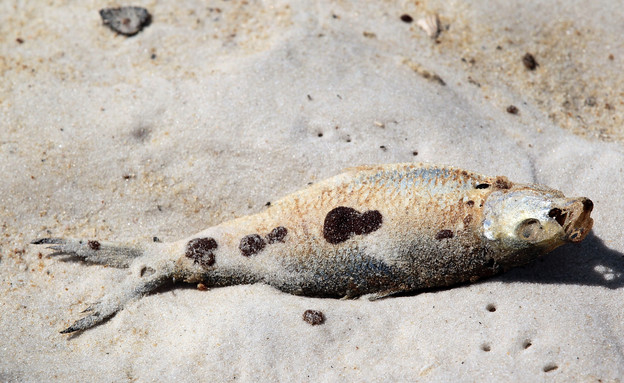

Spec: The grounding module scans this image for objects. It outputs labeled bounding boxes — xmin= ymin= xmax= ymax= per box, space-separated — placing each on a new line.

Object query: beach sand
xmin=1 ymin=1 xmax=623 ymax=381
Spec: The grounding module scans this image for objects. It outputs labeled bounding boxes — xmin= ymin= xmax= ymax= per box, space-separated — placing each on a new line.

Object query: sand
xmin=1 ymin=0 xmax=623 ymax=381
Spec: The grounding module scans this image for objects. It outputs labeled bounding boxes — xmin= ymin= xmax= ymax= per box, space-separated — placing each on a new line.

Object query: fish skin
xmin=31 ymin=163 xmax=594 ymax=333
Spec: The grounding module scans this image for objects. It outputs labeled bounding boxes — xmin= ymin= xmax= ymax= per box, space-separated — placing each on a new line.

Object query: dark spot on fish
xmin=435 ymin=230 xmax=454 ymax=240
xmin=266 ymin=226 xmax=288 ymax=244
xmin=463 ymin=214 xmax=473 ymax=225
xmin=239 ymin=234 xmax=266 ymax=256
xmin=461 ymin=170 xmax=468 ymax=176
xmin=323 ymin=207 xmax=383 ymax=244
xmin=302 ymin=310 xmax=325 ymax=325
xmin=522 ymin=53 xmax=539 ymax=70
xmin=466 ymin=200 xmax=475 ymax=207
xmin=475 ymin=183 xmax=490 ymax=189
xmin=88 ymin=240 xmax=100 ymax=251
xmin=494 ymin=176 xmax=512 ymax=189
xmin=355 ymin=210 xmax=383 ymax=235
xmin=323 ymin=207 xmax=359 ymax=244
xmin=186 ymin=237 xmax=218 ymax=267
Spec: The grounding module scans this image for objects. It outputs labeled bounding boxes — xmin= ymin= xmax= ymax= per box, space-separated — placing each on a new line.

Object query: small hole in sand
xmin=130 ymin=126 xmax=151 ymax=142
xmin=486 ymin=303 xmax=496 ymax=312
xmin=481 ymin=344 xmax=491 ymax=352
xmin=543 ymin=363 xmax=558 ymax=373
xmin=317 ymin=132 xmax=323 ymax=137
xmin=523 ymin=340 xmax=532 ymax=349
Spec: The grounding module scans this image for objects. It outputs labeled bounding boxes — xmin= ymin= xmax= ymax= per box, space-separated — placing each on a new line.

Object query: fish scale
xmin=31 ymin=163 xmax=593 ymax=333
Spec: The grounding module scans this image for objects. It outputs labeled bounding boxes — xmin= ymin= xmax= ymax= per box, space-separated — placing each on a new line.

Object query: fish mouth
xmin=548 ymin=198 xmax=594 ymax=243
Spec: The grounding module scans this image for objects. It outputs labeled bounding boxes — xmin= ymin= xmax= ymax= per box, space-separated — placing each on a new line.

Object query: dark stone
xmin=522 ymin=53 xmax=539 ymax=70
xmin=506 ymin=105 xmax=519 ymax=114
xmin=302 ymin=310 xmax=325 ymax=325
xmin=400 ymin=14 xmax=413 ymax=23
xmin=99 ymin=6 xmax=151 ymax=36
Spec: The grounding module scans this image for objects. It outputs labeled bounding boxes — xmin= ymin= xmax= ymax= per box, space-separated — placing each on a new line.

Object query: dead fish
xmin=32 ymin=163 xmax=593 ymax=333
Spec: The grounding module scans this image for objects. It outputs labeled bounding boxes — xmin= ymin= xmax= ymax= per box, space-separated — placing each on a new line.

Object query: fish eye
xmin=516 ymin=218 xmax=542 ymax=241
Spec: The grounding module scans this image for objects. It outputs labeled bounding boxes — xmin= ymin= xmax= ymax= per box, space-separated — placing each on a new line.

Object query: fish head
xmin=482 ymin=186 xmax=593 ymax=256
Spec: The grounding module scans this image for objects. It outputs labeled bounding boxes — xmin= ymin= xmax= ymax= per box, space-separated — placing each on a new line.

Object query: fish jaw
xmin=550 ymin=197 xmax=593 ymax=243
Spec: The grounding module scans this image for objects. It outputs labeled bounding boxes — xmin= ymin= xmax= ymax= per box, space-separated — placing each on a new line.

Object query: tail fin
xmin=31 ymin=238 xmax=143 ymax=268
xmin=32 ymin=237 xmax=173 ymax=333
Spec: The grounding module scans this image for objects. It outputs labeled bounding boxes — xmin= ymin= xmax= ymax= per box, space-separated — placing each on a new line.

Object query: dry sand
xmin=1 ymin=1 xmax=623 ymax=381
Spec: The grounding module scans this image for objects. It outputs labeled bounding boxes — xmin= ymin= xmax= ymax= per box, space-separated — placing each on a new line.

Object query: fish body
xmin=32 ymin=163 xmax=593 ymax=333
